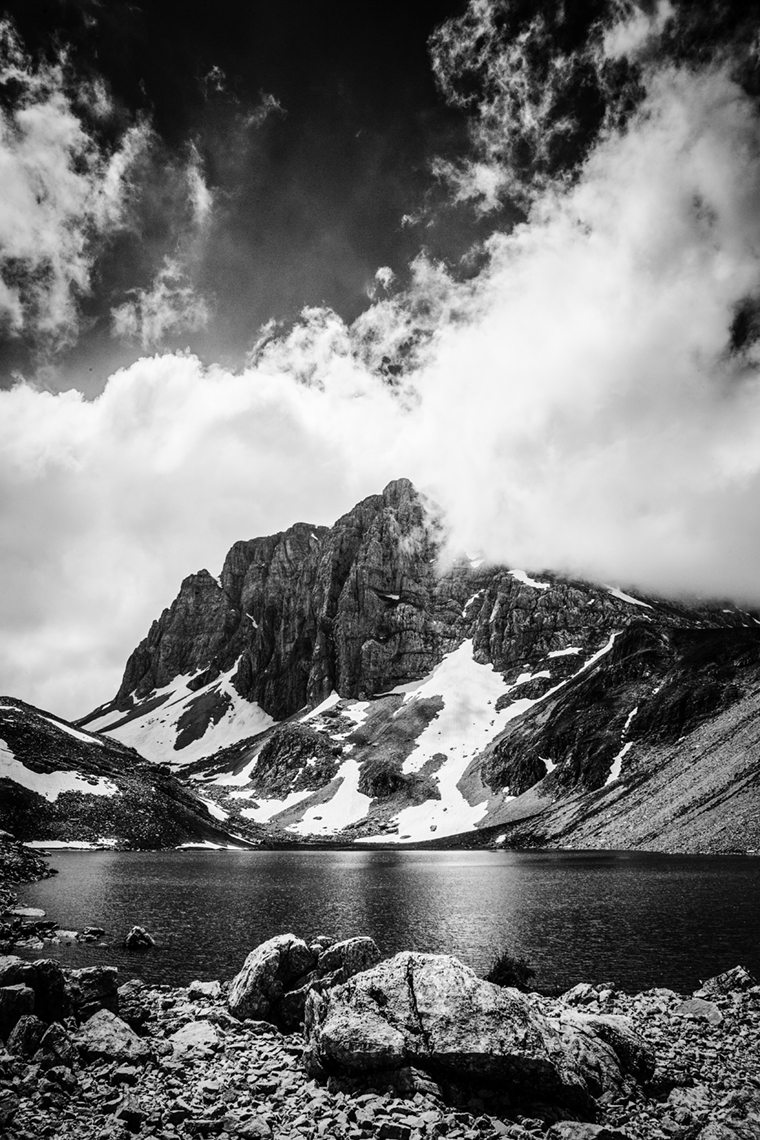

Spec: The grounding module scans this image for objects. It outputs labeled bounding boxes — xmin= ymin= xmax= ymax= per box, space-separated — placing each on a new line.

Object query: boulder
xmin=559 ymin=1013 xmax=655 ymax=1084
xmin=66 ymin=965 xmax=119 ymax=1021
xmin=0 ymin=984 xmax=34 ymax=1040
xmin=228 ymin=933 xmax=317 ymax=1020
xmin=316 ymin=936 xmax=381 ymax=982
xmin=188 ymin=979 xmax=222 ymax=1001
xmin=304 ymin=952 xmax=650 ymax=1114
xmin=169 ymin=1019 xmax=220 ymax=1059
xmin=673 ymin=998 xmax=723 ymax=1026
xmin=124 ymin=926 xmax=155 ymax=951
xmin=6 ymin=1013 xmax=46 ymax=1057
xmin=694 ymin=965 xmax=758 ymax=1000
xmin=75 ymin=1009 xmax=151 ymax=1063
xmin=276 ymin=936 xmax=382 ymax=1032
xmin=36 ymin=1022 xmax=78 ymax=1069
xmin=117 ymin=978 xmax=149 ymax=1031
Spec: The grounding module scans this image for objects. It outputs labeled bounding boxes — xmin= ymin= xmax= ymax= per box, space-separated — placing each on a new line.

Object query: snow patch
xmin=510 ymin=569 xmax=551 ymax=591
xmin=605 ymin=742 xmax=633 ymax=786
xmin=606 ymin=586 xmax=652 ymax=609
xmin=300 ymin=692 xmax=341 ymax=721
xmin=290 ymin=758 xmax=372 ymax=836
xmin=0 ymin=738 xmax=118 ymax=802
xmin=548 ymin=647 xmax=582 ymax=658
xmin=199 ymin=797 xmax=229 ymax=821
xmin=101 ymin=662 xmax=275 ymax=765
xmin=240 ymin=789 xmax=314 ymax=822
xmin=40 ymin=716 xmax=108 ymax=748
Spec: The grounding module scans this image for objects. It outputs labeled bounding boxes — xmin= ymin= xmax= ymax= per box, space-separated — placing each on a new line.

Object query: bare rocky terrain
xmin=0 ymin=937 xmax=758 ymax=1140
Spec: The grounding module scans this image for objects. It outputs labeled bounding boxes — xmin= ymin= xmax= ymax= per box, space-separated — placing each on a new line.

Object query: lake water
xmin=15 ymin=848 xmax=760 ymax=994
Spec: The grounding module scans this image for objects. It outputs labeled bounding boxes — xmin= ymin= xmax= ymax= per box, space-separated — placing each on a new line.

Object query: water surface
xmin=17 ymin=848 xmax=760 ymax=993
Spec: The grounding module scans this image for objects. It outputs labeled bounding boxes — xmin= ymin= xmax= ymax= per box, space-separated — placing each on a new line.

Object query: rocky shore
xmin=0 ymin=928 xmax=758 ymax=1140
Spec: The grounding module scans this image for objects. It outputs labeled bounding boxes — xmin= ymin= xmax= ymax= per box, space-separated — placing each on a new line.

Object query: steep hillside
xmin=0 ymin=698 xmax=259 ymax=849
xmin=78 ymin=479 xmax=760 ymax=852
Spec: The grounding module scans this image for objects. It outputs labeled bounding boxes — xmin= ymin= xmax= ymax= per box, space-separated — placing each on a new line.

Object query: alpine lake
xmin=15 ymin=847 xmax=760 ymax=994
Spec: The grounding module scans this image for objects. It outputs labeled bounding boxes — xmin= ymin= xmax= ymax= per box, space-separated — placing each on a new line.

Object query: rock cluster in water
xmin=0 ymin=933 xmax=758 ymax=1140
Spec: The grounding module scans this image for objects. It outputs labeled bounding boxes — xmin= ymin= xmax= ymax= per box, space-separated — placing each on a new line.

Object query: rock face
xmin=304 ymin=952 xmax=653 ymax=1117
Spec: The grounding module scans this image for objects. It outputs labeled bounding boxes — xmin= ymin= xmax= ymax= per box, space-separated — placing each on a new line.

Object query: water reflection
xmin=16 ymin=849 xmax=760 ymax=993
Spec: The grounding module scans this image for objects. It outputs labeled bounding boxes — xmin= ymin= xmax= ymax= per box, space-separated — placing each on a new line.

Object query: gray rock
xmin=228 ymin=933 xmax=317 ymax=1020
xmin=169 ymin=1019 xmax=220 ymax=1059
xmin=673 ymin=998 xmax=723 ymax=1026
xmin=694 ymin=966 xmax=758 ymax=1000
xmin=66 ymin=965 xmax=119 ymax=1020
xmin=6 ymin=1012 xmax=46 ymax=1056
xmin=75 ymin=1008 xmax=152 ymax=1063
xmin=304 ymin=952 xmax=648 ymax=1113
xmin=117 ymin=978 xmax=149 ymax=1030
xmin=547 ymin=1125 xmax=630 ymax=1139
xmin=560 ymin=1012 xmax=655 ymax=1083
xmin=188 ymin=979 xmax=222 ymax=1000
xmin=0 ymin=983 xmax=35 ymax=1040
xmin=124 ymin=925 xmax=155 ymax=951
xmin=316 ymin=936 xmax=381 ymax=980
xmin=37 ymin=1022 xmax=78 ymax=1068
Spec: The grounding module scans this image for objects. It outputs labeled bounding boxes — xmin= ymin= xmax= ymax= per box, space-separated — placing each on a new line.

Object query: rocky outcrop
xmin=228 ymin=932 xmax=381 ymax=1031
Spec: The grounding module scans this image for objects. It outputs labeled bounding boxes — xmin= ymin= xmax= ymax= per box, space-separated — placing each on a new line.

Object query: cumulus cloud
xmin=4 ymin=2 xmax=760 ymax=717
xmin=110 ymin=258 xmax=210 ymax=348
xmin=0 ymin=20 xmax=149 ymax=348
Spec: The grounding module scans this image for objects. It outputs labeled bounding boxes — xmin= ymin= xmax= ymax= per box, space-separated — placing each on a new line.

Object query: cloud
xmin=110 ymin=258 xmax=210 ymax=348
xmin=4 ymin=3 xmax=760 ymax=718
xmin=0 ymin=20 xmax=149 ymax=349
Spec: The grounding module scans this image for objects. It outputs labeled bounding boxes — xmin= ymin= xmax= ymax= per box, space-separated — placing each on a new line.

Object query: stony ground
xmin=2 ymin=970 xmax=759 ymax=1140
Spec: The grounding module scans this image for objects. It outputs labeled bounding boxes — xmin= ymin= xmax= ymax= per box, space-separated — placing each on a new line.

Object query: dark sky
xmin=1 ymin=0 xmax=498 ymax=392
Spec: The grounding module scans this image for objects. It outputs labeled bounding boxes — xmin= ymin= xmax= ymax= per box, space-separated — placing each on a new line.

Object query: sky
xmin=0 ymin=0 xmax=759 ymax=717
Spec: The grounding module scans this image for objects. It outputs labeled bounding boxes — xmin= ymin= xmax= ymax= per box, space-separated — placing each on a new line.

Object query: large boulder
xmin=6 ymin=1013 xmax=46 ymax=1057
xmin=66 ymin=965 xmax=119 ymax=1021
xmin=304 ymin=953 xmax=652 ymax=1116
xmin=75 ymin=1009 xmax=151 ymax=1063
xmin=228 ymin=933 xmax=317 ymax=1020
xmin=694 ymin=965 xmax=758 ymax=1000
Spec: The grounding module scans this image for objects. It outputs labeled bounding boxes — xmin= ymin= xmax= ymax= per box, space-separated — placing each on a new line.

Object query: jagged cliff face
xmin=77 ymin=479 xmax=760 ymax=853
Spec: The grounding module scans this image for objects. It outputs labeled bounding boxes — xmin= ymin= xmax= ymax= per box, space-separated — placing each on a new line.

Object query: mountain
xmin=0 ymin=697 xmax=259 ymax=849
xmin=78 ymin=479 xmax=760 ymax=852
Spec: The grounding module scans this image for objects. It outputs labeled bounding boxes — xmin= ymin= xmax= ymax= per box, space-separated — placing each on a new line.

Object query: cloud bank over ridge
xmin=2 ymin=1 xmax=760 ymax=714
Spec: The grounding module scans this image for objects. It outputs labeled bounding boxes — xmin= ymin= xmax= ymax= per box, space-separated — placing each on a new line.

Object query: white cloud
xmin=110 ymin=258 xmax=210 ymax=348
xmin=0 ymin=20 xmax=148 ymax=347
xmin=3 ymin=40 xmax=760 ymax=719
xmin=603 ymin=1 xmax=675 ymax=61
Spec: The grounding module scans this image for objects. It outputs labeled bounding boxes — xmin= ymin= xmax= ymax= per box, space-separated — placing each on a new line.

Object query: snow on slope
xmin=290 ymin=758 xmax=372 ymax=837
xmin=40 ymin=716 xmax=109 ymax=748
xmin=0 ymin=738 xmax=118 ymax=802
xmin=93 ymin=664 xmax=275 ymax=766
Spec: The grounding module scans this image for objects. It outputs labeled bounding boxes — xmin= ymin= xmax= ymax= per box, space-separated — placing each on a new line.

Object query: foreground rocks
xmin=0 ymin=943 xmax=758 ymax=1140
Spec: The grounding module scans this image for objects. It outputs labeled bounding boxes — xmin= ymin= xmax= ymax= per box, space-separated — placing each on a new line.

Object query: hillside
xmin=77 ymin=479 xmax=760 ymax=852
xmin=0 ymin=697 xmax=259 ymax=849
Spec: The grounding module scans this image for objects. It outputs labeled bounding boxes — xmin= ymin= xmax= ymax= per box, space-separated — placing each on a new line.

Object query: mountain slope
xmin=78 ymin=479 xmax=760 ymax=852
xmin=0 ymin=697 xmax=258 ymax=848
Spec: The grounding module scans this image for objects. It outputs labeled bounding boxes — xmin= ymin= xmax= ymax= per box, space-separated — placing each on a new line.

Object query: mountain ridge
xmin=69 ymin=478 xmax=760 ymax=852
